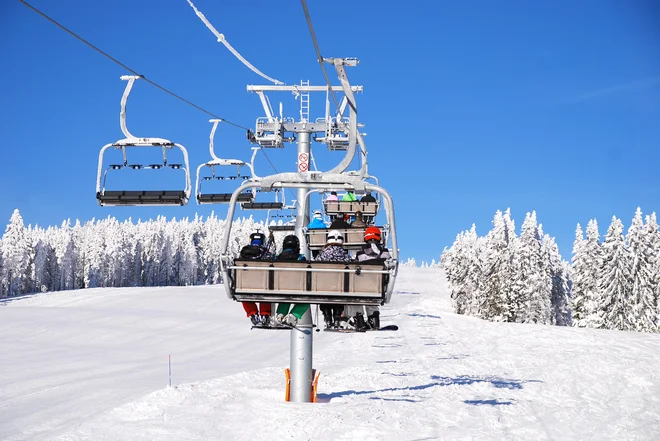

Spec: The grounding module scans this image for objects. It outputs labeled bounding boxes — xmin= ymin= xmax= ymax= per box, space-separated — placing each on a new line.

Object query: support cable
xmin=300 ymin=0 xmax=340 ymax=113
xmin=18 ymin=0 xmax=250 ymax=131
xmin=186 ymin=0 xmax=284 ymax=85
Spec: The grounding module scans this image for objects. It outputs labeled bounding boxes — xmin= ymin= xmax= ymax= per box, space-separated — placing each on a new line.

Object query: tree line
xmin=441 ymin=208 xmax=659 ymax=333
xmin=0 ymin=209 xmax=282 ymax=297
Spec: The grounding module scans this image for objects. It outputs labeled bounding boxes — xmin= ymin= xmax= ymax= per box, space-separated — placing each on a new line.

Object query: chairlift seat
xmin=241 ymin=202 xmax=284 ymax=210
xmin=97 ymin=190 xmax=187 ymax=206
xmin=229 ymin=259 xmax=387 ymax=305
xmin=324 ymin=201 xmax=379 ymax=217
xmin=306 ymin=227 xmax=386 ymax=251
xmin=197 ymin=192 xmax=253 ymax=204
xmin=268 ymin=225 xmax=296 ymax=232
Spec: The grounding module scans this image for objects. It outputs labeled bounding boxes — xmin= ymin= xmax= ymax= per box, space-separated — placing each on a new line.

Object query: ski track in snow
xmin=1 ymin=267 xmax=659 ymax=440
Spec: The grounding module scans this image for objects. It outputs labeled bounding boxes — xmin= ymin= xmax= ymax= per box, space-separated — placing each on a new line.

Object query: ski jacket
xmin=240 ymin=245 xmax=273 ymax=260
xmin=329 ymin=218 xmax=351 ymax=230
xmin=360 ymin=194 xmax=376 ymax=203
xmin=326 ymin=194 xmax=339 ymax=202
xmin=315 ymin=245 xmax=351 ymax=263
xmin=307 ymin=218 xmax=327 ymax=229
xmin=356 ymin=242 xmax=391 ymax=262
xmin=351 ymin=218 xmax=367 ymax=228
xmin=276 ymin=249 xmax=306 ymax=262
xmin=342 ymin=192 xmax=358 ymax=202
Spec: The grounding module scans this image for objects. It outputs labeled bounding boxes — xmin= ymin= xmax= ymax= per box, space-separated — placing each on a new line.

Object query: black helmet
xmin=282 ymin=235 xmax=300 ymax=251
xmin=250 ymin=232 xmax=266 ymax=246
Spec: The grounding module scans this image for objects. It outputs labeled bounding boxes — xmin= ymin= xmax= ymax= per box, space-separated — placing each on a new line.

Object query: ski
xmin=369 ymin=324 xmax=398 ymax=331
xmin=251 ymin=324 xmax=291 ymax=330
xmin=324 ymin=324 xmax=398 ymax=333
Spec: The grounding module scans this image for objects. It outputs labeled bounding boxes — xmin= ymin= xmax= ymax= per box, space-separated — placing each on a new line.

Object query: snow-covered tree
xmin=481 ymin=210 xmax=516 ymax=321
xmin=570 ymin=223 xmax=589 ymax=326
xmin=1 ymin=209 xmax=31 ymax=296
xmin=542 ymin=234 xmax=571 ymax=326
xmin=512 ymin=212 xmax=552 ymax=324
xmin=596 ymin=217 xmax=633 ymax=330
xmin=626 ymin=208 xmax=657 ymax=332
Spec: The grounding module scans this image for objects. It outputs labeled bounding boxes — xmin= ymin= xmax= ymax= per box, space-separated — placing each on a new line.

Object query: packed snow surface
xmin=1 ymin=267 xmax=659 ymax=440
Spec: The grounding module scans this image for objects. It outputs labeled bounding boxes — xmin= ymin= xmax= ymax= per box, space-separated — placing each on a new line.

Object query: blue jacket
xmin=307 ymin=218 xmax=327 ymax=229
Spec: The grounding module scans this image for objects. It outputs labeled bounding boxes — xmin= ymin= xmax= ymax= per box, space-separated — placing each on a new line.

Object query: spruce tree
xmin=1 ymin=209 xmax=31 ymax=296
xmin=597 ymin=217 xmax=633 ymax=330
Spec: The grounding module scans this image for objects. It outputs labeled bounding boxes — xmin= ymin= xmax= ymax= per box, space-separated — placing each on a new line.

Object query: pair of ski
xmin=251 ymin=323 xmax=398 ymax=332
xmin=324 ymin=324 xmax=399 ymax=333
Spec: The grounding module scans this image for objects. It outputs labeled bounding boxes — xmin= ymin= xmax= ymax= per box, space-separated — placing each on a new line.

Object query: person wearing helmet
xmin=329 ymin=213 xmax=350 ymax=230
xmin=315 ymin=229 xmax=351 ymax=328
xmin=239 ymin=231 xmax=274 ymax=326
xmin=346 ymin=226 xmax=391 ymax=330
xmin=307 ymin=210 xmax=326 ymax=229
xmin=273 ymin=235 xmax=309 ymax=327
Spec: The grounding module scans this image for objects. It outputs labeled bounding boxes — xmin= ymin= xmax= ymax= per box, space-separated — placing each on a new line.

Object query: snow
xmin=1 ymin=267 xmax=659 ymax=441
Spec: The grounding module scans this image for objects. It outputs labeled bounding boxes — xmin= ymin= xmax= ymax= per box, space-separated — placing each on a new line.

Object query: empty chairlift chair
xmin=96 ymin=76 xmax=191 ymax=206
xmin=195 ymin=119 xmax=254 ymax=204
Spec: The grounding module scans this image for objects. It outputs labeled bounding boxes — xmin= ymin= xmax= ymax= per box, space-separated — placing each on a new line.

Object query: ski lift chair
xmin=305 ymin=225 xmax=388 ymax=252
xmin=241 ymin=188 xmax=285 ymax=210
xmin=195 ymin=120 xmax=254 ymax=204
xmin=220 ymin=179 xmax=399 ymax=308
xmin=96 ymin=76 xmax=191 ymax=206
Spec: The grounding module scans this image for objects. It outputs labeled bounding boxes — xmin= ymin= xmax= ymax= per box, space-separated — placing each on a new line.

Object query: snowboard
xmin=324 ymin=324 xmax=398 ymax=333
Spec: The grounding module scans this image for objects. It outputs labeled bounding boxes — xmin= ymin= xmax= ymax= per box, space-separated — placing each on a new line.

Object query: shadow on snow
xmin=317 ymin=375 xmax=542 ymax=401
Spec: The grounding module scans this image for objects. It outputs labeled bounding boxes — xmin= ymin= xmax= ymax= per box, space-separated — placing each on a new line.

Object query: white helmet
xmin=313 ymin=210 xmax=323 ymax=220
xmin=326 ymin=229 xmax=344 ymax=245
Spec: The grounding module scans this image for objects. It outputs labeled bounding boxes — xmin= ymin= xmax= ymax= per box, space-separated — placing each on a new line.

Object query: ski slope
xmin=1 ymin=267 xmax=659 ymax=441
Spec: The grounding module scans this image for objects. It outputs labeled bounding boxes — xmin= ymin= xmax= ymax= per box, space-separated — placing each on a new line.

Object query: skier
xmin=329 ymin=213 xmax=351 ymax=230
xmin=273 ymin=235 xmax=309 ymax=327
xmin=315 ymin=230 xmax=351 ymax=328
xmin=341 ymin=190 xmax=357 ymax=202
xmin=307 ymin=210 xmax=326 ymax=229
xmin=345 ymin=226 xmax=391 ymax=330
xmin=350 ymin=211 xmax=367 ymax=228
xmin=239 ymin=231 xmax=274 ymax=326
xmin=360 ymin=191 xmax=376 ymax=203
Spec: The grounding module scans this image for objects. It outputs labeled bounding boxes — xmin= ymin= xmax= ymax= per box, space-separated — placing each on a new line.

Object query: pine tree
xmin=481 ymin=210 xmax=515 ymax=321
xmin=597 ymin=217 xmax=633 ymax=330
xmin=642 ymin=213 xmax=660 ymax=332
xmin=1 ymin=209 xmax=31 ymax=296
xmin=543 ymin=234 xmax=571 ymax=326
xmin=582 ymin=220 xmax=602 ymax=327
xmin=513 ymin=212 xmax=552 ymax=324
xmin=627 ymin=208 xmax=657 ymax=332
xmin=570 ymin=223 xmax=589 ymax=326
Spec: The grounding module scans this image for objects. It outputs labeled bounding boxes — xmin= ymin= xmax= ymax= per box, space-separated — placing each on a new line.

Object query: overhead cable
xmin=186 ymin=0 xmax=285 ymax=86
xmin=299 ymin=0 xmax=340 ymax=113
xmin=18 ymin=0 xmax=250 ymax=131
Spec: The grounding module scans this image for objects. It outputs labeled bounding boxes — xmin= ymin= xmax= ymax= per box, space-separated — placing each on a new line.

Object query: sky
xmin=1 ymin=0 xmax=659 ymax=263
xmin=2 ymin=266 xmax=659 ymax=440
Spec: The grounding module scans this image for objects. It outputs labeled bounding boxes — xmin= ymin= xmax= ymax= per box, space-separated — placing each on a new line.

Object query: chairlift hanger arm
xmin=247 ymin=85 xmax=362 ymax=93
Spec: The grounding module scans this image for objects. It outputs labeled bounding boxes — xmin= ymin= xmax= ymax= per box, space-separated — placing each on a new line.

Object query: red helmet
xmin=364 ymin=226 xmax=381 ymax=242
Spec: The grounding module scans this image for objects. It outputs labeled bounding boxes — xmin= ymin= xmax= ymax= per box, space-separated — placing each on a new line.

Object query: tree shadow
xmin=464 ymin=399 xmax=514 ymax=406
xmin=408 ymin=313 xmax=442 ymax=319
xmin=396 ymin=291 xmax=420 ymax=295
xmin=369 ymin=396 xmax=422 ymax=403
xmin=317 ymin=375 xmax=541 ymax=401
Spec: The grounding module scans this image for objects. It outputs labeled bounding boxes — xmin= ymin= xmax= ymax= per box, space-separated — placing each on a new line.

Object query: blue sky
xmin=1 ymin=0 xmax=659 ymax=263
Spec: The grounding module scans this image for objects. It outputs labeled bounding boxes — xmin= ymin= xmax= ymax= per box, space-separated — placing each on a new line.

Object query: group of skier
xmin=238 ymin=210 xmax=391 ymax=331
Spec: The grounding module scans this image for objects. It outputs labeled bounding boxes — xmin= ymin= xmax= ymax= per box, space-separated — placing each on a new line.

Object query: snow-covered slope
xmin=1 ymin=267 xmax=659 ymax=441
